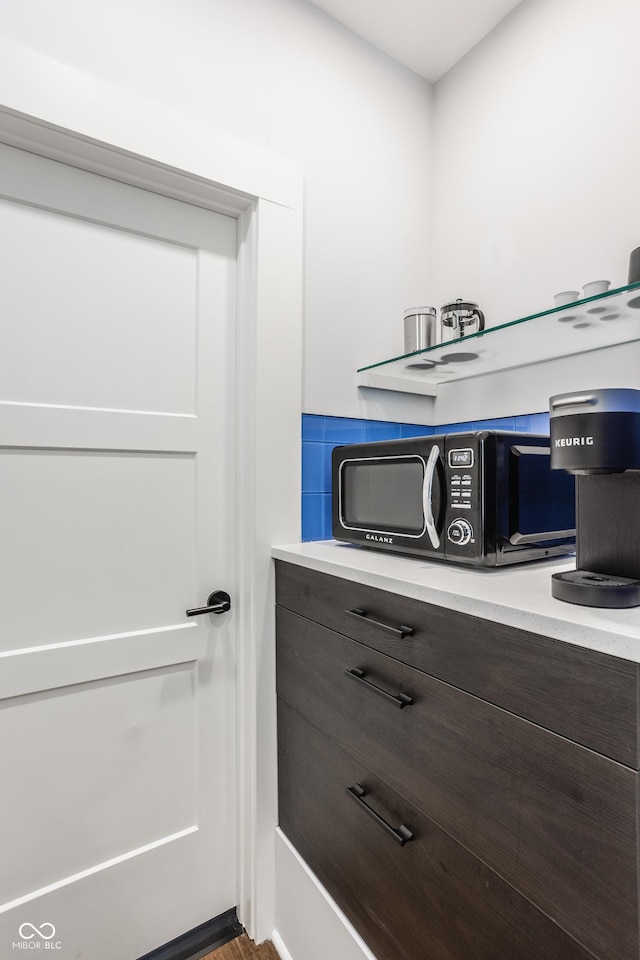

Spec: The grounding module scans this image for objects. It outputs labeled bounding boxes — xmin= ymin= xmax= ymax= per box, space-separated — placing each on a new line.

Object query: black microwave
xmin=332 ymin=431 xmax=576 ymax=567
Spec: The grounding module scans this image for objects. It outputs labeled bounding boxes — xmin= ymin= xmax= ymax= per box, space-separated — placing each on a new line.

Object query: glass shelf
xmin=356 ymin=282 xmax=640 ymax=397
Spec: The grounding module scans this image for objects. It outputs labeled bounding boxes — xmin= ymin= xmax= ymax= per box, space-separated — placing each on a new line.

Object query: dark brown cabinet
xmin=276 ymin=559 xmax=640 ymax=960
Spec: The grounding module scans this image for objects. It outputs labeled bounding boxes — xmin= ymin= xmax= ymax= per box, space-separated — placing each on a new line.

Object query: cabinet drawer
xmin=276 ymin=606 xmax=639 ymax=960
xmin=278 ymin=700 xmax=595 ymax=960
xmin=275 ymin=560 xmax=639 ymax=766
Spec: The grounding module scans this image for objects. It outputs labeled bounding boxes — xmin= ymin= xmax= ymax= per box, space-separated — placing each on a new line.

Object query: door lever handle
xmin=186 ymin=590 xmax=231 ymax=617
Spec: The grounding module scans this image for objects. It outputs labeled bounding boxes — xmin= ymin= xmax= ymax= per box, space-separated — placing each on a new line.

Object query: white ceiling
xmin=307 ymin=0 xmax=525 ymax=82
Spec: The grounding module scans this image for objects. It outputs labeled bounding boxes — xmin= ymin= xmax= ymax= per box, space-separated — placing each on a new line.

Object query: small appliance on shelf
xmin=550 ymin=388 xmax=640 ymax=607
xmin=440 ymin=299 xmax=485 ymax=341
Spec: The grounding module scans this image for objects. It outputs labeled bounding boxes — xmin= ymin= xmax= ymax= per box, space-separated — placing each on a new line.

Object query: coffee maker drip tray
xmin=552 ymin=570 xmax=640 ymax=608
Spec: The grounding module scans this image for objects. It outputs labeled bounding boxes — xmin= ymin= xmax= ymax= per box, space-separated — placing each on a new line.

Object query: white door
xmin=0 ymin=142 xmax=238 ymax=959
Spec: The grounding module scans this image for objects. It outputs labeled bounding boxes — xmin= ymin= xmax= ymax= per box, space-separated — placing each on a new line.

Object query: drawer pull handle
xmin=346 ymin=608 xmax=414 ymax=639
xmin=345 ymin=668 xmax=413 ymax=709
xmin=346 ymin=783 xmax=415 ymax=846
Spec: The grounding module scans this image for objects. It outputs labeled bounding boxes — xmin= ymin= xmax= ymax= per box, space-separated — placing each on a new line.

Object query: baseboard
xmin=270 ymin=930 xmax=294 ymax=960
xmin=274 ymin=829 xmax=378 ymax=960
xmin=137 ymin=908 xmax=244 ymax=960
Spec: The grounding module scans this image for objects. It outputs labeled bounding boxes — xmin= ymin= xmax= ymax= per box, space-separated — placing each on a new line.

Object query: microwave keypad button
xmin=447 ymin=518 xmax=474 ymax=545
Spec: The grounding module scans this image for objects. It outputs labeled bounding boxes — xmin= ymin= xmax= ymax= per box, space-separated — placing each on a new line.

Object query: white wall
xmin=432 ymin=0 xmax=640 ymax=327
xmin=426 ymin=0 xmax=640 ymax=425
xmin=0 ymin=0 xmax=433 ymax=423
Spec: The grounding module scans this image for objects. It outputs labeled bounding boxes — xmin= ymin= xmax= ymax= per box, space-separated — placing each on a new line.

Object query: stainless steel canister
xmin=403 ymin=306 xmax=437 ymax=354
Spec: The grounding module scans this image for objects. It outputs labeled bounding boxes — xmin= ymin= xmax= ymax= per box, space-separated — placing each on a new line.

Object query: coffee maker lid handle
xmin=550 ymin=389 xmax=640 ymax=415
xmin=551 ymin=394 xmax=599 ymax=411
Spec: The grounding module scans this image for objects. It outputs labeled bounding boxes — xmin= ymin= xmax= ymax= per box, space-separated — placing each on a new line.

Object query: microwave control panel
xmin=445 ymin=443 xmax=480 ymax=556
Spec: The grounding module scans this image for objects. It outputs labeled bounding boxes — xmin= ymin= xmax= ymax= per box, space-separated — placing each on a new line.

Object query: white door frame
xmin=0 ymin=38 xmax=302 ymax=945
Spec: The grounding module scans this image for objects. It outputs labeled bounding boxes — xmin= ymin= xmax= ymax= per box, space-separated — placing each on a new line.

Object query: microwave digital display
xmin=341 ymin=458 xmax=425 ymax=534
xmin=449 ymin=448 xmax=474 ymax=468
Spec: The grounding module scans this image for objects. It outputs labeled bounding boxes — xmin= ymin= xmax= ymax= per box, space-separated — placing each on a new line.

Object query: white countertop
xmin=272 ymin=541 xmax=640 ymax=663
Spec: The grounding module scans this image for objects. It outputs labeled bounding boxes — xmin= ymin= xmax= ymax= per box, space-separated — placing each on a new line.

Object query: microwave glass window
xmin=342 ymin=458 xmax=425 ymax=533
xmin=515 ymin=451 xmax=575 ymax=536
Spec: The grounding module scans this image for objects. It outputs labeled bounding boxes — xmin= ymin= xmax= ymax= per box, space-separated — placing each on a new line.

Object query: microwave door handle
xmin=423 ymin=444 xmax=441 ymax=549
xmin=509 ymin=528 xmax=576 ymax=545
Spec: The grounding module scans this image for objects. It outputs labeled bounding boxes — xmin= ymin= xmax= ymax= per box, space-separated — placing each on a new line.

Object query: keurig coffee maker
xmin=549 ymin=389 xmax=640 ymax=607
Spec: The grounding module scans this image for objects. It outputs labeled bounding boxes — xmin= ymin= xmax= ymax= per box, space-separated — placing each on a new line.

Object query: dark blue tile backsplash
xmin=301 ymin=411 xmax=551 ymax=541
